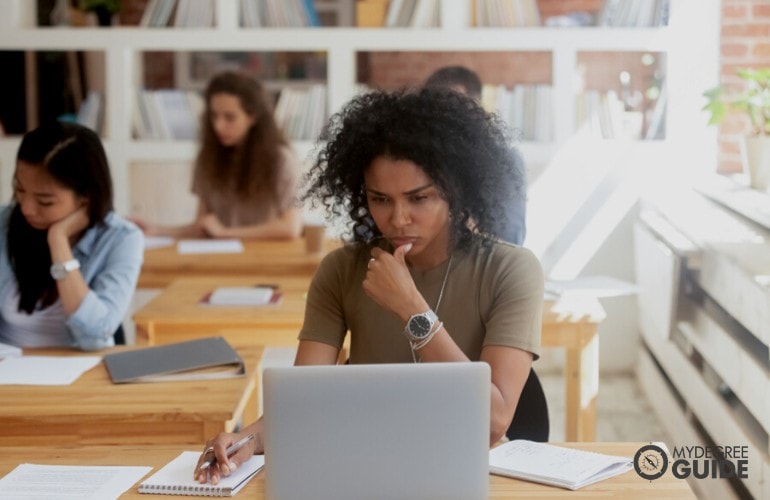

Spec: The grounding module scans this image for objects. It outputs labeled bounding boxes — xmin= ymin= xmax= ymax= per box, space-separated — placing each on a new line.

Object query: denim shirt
xmin=0 ymin=205 xmax=143 ymax=351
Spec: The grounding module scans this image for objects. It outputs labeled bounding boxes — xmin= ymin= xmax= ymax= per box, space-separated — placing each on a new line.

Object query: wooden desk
xmin=541 ymin=295 xmax=606 ymax=442
xmin=139 ymin=238 xmax=341 ymax=288
xmin=133 ymin=276 xmax=311 ymax=345
xmin=0 ymin=344 xmax=263 ymax=446
xmin=135 ymin=281 xmax=606 ymax=441
xmin=0 ymin=442 xmax=695 ymax=498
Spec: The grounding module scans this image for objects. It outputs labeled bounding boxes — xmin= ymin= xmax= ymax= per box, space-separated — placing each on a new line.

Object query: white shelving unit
xmin=0 ymin=0 xmax=716 ymax=216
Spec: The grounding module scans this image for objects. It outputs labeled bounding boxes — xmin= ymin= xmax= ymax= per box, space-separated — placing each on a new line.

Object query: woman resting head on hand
xmin=194 ymin=88 xmax=543 ymax=484
xmin=0 ymin=121 xmax=143 ymax=350
xmin=132 ymin=71 xmax=302 ymax=240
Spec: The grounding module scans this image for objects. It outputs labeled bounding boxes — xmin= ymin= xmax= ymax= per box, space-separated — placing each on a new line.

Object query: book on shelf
xmin=103 ymin=337 xmax=245 ymax=383
xmin=488 ymin=440 xmax=633 ymax=490
xmin=475 ymin=0 xmax=540 ymax=27
xmin=138 ymin=451 xmax=264 ymax=496
xmin=173 ymin=0 xmax=215 ymax=27
xmin=598 ymin=0 xmax=668 ymax=27
xmin=200 ymin=285 xmax=283 ymax=306
xmin=356 ymin=0 xmax=389 ymax=27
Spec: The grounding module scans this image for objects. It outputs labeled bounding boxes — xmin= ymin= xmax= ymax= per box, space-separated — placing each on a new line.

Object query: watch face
xmin=408 ymin=315 xmax=432 ymax=338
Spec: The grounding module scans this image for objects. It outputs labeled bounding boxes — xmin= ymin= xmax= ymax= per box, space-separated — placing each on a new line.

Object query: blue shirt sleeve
xmin=65 ymin=218 xmax=144 ymax=351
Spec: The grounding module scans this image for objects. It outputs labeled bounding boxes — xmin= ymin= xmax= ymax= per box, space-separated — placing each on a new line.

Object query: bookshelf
xmin=0 ymin=0 xmax=717 ymax=218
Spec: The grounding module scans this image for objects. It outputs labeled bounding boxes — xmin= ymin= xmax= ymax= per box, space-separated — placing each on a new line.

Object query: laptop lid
xmin=263 ymin=362 xmax=490 ymax=500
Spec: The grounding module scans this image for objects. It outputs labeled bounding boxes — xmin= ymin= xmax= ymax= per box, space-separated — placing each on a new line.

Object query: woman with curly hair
xmin=194 ymin=88 xmax=543 ymax=484
xmin=133 ymin=71 xmax=302 ymax=239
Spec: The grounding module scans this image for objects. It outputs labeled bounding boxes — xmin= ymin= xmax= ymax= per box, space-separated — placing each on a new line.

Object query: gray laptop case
xmin=263 ymin=362 xmax=490 ymax=500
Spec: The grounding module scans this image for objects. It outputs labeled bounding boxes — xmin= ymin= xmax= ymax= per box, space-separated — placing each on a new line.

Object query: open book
xmin=489 ymin=440 xmax=633 ymax=490
xmin=103 ymin=337 xmax=244 ymax=383
xmin=139 ymin=451 xmax=264 ymax=496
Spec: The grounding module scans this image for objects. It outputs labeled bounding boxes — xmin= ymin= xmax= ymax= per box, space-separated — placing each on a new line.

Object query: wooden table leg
xmin=564 ymin=328 xmax=599 ymax=441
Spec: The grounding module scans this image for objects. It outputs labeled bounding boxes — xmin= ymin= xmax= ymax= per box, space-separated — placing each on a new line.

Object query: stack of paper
xmin=208 ymin=286 xmax=276 ymax=306
xmin=489 ymin=440 xmax=633 ymax=490
xmin=0 ymin=341 xmax=21 ymax=360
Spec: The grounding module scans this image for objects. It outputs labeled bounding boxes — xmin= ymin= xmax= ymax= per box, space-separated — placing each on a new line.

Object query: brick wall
xmin=717 ymin=0 xmax=770 ymax=173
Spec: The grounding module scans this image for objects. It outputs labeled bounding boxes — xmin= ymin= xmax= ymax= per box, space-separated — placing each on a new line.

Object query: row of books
xmin=241 ymin=0 xmax=321 ymax=27
xmin=75 ymin=91 xmax=104 ymax=134
xmin=481 ymin=84 xmax=553 ymax=142
xmin=132 ymin=85 xmax=327 ymax=141
xmin=273 ymin=84 xmax=328 ymax=140
xmin=140 ymin=0 xmax=215 ymax=28
xmin=133 ymin=89 xmax=205 ymax=140
xmin=597 ymin=0 xmax=669 ymax=27
xmin=383 ymin=0 xmax=440 ymax=28
xmin=575 ymin=89 xmax=666 ymax=140
xmin=474 ymin=0 xmax=541 ymax=27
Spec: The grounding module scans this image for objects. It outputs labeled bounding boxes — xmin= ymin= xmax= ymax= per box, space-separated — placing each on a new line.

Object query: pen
xmin=198 ymin=433 xmax=255 ymax=471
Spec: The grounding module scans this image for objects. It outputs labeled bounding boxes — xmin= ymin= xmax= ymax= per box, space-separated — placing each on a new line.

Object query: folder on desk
xmin=103 ymin=337 xmax=244 ymax=383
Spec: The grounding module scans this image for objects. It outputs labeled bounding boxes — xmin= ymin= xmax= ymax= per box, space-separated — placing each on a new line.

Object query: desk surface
xmin=139 ymin=238 xmax=341 ymax=288
xmin=133 ymin=276 xmax=312 ymax=345
xmin=0 ymin=442 xmax=694 ymax=499
xmin=0 ymin=344 xmax=262 ymax=446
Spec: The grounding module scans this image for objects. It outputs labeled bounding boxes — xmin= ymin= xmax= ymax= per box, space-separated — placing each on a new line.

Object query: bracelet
xmin=411 ymin=321 xmax=443 ymax=352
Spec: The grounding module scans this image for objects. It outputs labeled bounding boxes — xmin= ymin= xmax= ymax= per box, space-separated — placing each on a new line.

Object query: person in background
xmin=0 ymin=121 xmax=143 ymax=350
xmin=194 ymin=88 xmax=542 ymax=485
xmin=424 ymin=65 xmax=527 ymax=245
xmin=133 ymin=71 xmax=302 ymax=240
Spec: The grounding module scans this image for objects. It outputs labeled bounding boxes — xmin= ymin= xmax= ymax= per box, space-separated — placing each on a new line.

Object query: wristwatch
xmin=403 ymin=309 xmax=438 ymax=342
xmin=50 ymin=259 xmax=80 ymax=280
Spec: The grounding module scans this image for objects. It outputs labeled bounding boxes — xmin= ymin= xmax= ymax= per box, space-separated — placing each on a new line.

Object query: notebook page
xmin=139 ymin=451 xmax=264 ymax=496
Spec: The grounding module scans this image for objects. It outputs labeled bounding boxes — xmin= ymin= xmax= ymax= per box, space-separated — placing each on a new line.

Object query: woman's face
xmin=209 ymin=93 xmax=255 ymax=147
xmin=364 ymin=156 xmax=451 ymax=267
xmin=14 ymin=161 xmax=83 ymax=230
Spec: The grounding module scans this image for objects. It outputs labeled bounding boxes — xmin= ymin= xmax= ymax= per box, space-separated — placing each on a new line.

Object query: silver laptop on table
xmin=263 ymin=362 xmax=490 ymax=500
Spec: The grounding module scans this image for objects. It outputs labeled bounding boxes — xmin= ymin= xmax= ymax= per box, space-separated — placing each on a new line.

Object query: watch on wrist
xmin=403 ymin=309 xmax=438 ymax=342
xmin=50 ymin=259 xmax=80 ymax=280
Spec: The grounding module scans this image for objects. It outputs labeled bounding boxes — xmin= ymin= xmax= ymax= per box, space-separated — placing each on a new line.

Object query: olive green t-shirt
xmin=298 ymin=239 xmax=543 ymax=363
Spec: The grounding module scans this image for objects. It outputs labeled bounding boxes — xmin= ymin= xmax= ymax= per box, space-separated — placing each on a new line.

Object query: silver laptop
xmin=263 ymin=362 xmax=490 ymax=500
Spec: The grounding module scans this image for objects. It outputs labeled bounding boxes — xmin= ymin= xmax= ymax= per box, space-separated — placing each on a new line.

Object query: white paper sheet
xmin=176 ymin=239 xmax=244 ymax=254
xmin=143 ymin=235 xmax=175 ymax=250
xmin=0 ymin=356 xmax=101 ymax=385
xmin=0 ymin=463 xmax=151 ymax=499
xmin=545 ymin=275 xmax=640 ymax=299
xmin=0 ymin=341 xmax=22 ymax=359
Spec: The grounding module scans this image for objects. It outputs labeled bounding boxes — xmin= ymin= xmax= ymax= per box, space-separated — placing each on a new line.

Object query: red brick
xmin=721 ymin=24 xmax=770 ymax=37
xmin=722 ymin=4 xmax=749 ymax=21
xmin=717 ymin=160 xmax=744 ymax=175
xmin=753 ymin=3 xmax=770 ymax=18
xmin=721 ymin=42 xmax=750 ymax=57
xmin=753 ymin=43 xmax=770 ymax=58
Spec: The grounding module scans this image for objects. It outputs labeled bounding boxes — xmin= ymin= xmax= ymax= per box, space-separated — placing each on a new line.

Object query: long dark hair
xmin=304 ymin=88 xmax=524 ymax=250
xmin=195 ymin=71 xmax=288 ymax=205
xmin=9 ymin=121 xmax=114 ymax=313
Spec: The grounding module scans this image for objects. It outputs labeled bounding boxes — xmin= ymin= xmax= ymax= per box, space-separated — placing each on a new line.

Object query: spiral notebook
xmin=138 ymin=451 xmax=264 ymax=496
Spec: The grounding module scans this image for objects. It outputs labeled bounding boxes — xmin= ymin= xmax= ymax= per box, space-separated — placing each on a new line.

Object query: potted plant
xmin=80 ymin=0 xmax=121 ymax=27
xmin=703 ymin=67 xmax=770 ymax=191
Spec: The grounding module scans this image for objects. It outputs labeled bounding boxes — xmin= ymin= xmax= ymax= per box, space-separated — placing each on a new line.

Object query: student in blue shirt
xmin=425 ymin=65 xmax=527 ymax=245
xmin=0 ymin=121 xmax=143 ymax=350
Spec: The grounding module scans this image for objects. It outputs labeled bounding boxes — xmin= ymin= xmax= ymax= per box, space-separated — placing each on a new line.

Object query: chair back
xmin=506 ymin=368 xmax=549 ymax=442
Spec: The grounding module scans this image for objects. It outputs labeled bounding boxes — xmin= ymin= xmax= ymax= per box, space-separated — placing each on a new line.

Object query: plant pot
xmin=92 ymin=6 xmax=114 ymax=26
xmin=741 ymin=136 xmax=770 ymax=192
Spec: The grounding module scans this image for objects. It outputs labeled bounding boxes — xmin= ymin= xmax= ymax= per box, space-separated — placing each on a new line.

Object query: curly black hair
xmin=303 ymin=88 xmax=524 ymax=250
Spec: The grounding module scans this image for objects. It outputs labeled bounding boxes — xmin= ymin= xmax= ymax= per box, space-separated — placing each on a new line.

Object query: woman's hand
xmin=199 ymin=213 xmax=228 ymax=239
xmin=362 ymin=244 xmax=429 ymax=322
xmin=127 ymin=216 xmax=157 ymax=235
xmin=193 ymin=430 xmax=262 ymax=485
xmin=48 ymin=205 xmax=89 ymax=244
